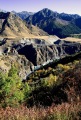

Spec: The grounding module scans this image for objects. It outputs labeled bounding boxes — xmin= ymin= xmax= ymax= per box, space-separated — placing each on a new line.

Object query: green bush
xmin=0 ymin=66 xmax=25 ymax=107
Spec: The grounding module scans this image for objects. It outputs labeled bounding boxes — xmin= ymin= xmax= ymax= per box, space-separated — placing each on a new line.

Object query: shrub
xmin=0 ymin=66 xmax=24 ymax=107
xmin=41 ymin=74 xmax=58 ymax=88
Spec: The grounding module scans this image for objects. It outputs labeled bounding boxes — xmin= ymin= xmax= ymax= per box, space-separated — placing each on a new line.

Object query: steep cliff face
xmin=0 ymin=37 xmax=81 ymax=79
xmin=6 ymin=37 xmax=80 ymax=66
xmin=18 ymin=44 xmax=37 ymax=66
xmin=17 ymin=41 xmax=81 ymax=66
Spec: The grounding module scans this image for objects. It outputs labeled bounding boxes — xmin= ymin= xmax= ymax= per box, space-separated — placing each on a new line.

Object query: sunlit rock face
xmin=15 ymin=38 xmax=81 ymax=65
xmin=0 ymin=37 xmax=81 ymax=79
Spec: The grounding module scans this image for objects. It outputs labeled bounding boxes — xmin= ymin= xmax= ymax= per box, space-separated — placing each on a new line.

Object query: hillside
xmin=0 ymin=12 xmax=48 ymax=37
xmin=25 ymin=52 xmax=81 ymax=106
xmin=0 ymin=51 xmax=81 ymax=120
xmin=26 ymin=8 xmax=81 ymax=38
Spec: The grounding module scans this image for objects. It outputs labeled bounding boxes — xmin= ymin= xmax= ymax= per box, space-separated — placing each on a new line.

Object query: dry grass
xmin=0 ymin=35 xmax=55 ymax=40
xmin=0 ymin=102 xmax=81 ymax=120
xmin=61 ymin=37 xmax=81 ymax=43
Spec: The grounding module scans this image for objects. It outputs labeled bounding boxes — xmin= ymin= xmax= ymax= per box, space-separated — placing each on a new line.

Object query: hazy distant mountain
xmin=0 ymin=12 xmax=48 ymax=37
xmin=12 ymin=11 xmax=33 ymax=20
xmin=0 ymin=9 xmax=7 ymax=13
xmin=26 ymin=8 xmax=81 ymax=38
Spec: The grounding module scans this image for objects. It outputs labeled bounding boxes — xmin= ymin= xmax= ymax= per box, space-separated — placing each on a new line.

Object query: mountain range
xmin=0 ymin=8 xmax=81 ymax=38
xmin=26 ymin=8 xmax=81 ymax=38
xmin=12 ymin=11 xmax=34 ymax=20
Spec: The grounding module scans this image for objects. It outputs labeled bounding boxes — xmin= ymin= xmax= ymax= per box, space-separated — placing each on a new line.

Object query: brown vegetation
xmin=0 ymin=102 xmax=81 ymax=120
xmin=1 ymin=54 xmax=81 ymax=119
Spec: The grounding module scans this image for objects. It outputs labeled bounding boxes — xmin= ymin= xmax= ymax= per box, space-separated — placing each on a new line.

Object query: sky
xmin=0 ymin=0 xmax=81 ymax=15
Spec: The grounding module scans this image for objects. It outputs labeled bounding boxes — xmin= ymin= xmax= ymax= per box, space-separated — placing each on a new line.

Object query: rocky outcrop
xmin=0 ymin=37 xmax=81 ymax=79
xmin=17 ymin=40 xmax=81 ymax=66
xmin=0 ymin=54 xmax=33 ymax=79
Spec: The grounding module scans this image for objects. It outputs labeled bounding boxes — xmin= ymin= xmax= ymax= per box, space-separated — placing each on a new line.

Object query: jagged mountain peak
xmin=26 ymin=8 xmax=81 ymax=38
xmin=40 ymin=8 xmax=53 ymax=12
xmin=33 ymin=8 xmax=59 ymax=18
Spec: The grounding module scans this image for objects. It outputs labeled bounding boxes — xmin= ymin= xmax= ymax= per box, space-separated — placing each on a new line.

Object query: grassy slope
xmin=1 ymin=52 xmax=81 ymax=120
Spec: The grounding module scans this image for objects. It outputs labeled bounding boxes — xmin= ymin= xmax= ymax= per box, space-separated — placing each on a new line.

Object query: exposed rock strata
xmin=0 ymin=37 xmax=81 ymax=79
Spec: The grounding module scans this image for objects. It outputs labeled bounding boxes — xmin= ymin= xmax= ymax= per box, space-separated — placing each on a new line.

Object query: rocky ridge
xmin=0 ymin=12 xmax=48 ymax=37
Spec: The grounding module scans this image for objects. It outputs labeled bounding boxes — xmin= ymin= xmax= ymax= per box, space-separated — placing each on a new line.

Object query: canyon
xmin=0 ymin=36 xmax=81 ymax=80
